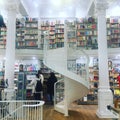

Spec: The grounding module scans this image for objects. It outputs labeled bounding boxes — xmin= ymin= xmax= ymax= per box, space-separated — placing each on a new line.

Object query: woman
xmin=27 ymin=73 xmax=42 ymax=100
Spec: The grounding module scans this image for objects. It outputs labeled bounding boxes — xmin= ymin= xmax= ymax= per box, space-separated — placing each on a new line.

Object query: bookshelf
xmin=55 ymin=22 xmax=64 ymax=48
xmin=40 ymin=20 xmax=49 ymax=49
xmin=1 ymin=17 xmax=120 ymax=50
xmin=0 ymin=27 xmax=6 ymax=49
xmin=0 ymin=70 xmax=4 ymax=82
xmin=76 ymin=18 xmax=98 ymax=49
xmin=77 ymin=57 xmax=120 ymax=105
xmin=0 ymin=17 xmax=119 ymax=49
xmin=16 ymin=19 xmax=25 ymax=48
xmin=66 ymin=20 xmax=76 ymax=47
xmin=107 ymin=18 xmax=120 ymax=48
xmin=49 ymin=22 xmax=56 ymax=49
xmin=16 ymin=72 xmax=26 ymax=100
xmin=40 ymin=20 xmax=64 ymax=49
xmin=24 ymin=18 xmax=38 ymax=48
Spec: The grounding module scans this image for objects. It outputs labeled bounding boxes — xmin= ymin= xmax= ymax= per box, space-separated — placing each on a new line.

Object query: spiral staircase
xmin=43 ymin=28 xmax=90 ymax=116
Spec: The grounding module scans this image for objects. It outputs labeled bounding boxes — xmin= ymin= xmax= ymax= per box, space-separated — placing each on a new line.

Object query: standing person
xmin=38 ymin=70 xmax=44 ymax=99
xmin=38 ymin=70 xmax=44 ymax=85
xmin=27 ymin=73 xmax=42 ymax=100
xmin=46 ymin=72 xmax=57 ymax=104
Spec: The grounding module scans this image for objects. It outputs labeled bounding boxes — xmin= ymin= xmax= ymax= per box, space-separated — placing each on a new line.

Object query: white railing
xmin=54 ymin=79 xmax=64 ymax=105
xmin=0 ymin=100 xmax=45 ymax=120
xmin=67 ymin=45 xmax=90 ymax=81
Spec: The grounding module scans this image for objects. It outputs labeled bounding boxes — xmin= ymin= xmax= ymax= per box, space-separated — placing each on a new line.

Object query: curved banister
xmin=0 ymin=100 xmax=45 ymax=120
xmin=67 ymin=46 xmax=90 ymax=83
xmin=23 ymin=101 xmax=45 ymax=107
xmin=54 ymin=79 xmax=64 ymax=105
xmin=43 ymin=25 xmax=89 ymax=116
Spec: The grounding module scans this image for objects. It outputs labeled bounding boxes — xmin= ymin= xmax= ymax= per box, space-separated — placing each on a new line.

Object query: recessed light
xmin=32 ymin=57 xmax=36 ymax=60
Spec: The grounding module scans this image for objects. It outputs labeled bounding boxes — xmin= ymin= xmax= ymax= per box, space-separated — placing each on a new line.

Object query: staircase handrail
xmin=0 ymin=100 xmax=45 ymax=120
xmin=67 ymin=45 xmax=90 ymax=81
xmin=54 ymin=79 xmax=64 ymax=105
xmin=43 ymin=26 xmax=89 ymax=116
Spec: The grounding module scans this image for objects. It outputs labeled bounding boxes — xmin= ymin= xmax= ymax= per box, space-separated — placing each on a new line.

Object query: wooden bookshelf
xmin=16 ymin=19 xmax=25 ymax=48
xmin=76 ymin=17 xmax=98 ymax=49
xmin=24 ymin=18 xmax=38 ymax=48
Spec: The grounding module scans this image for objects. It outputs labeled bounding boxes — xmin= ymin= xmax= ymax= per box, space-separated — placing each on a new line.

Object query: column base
xmin=96 ymin=88 xmax=119 ymax=119
xmin=96 ymin=109 xmax=119 ymax=119
xmin=4 ymin=88 xmax=16 ymax=100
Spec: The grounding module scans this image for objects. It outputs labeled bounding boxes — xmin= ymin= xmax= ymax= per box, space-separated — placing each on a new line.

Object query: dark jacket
xmin=47 ymin=72 xmax=57 ymax=94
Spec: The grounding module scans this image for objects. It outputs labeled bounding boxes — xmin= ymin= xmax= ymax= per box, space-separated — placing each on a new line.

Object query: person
xmin=46 ymin=72 xmax=57 ymax=104
xmin=38 ymin=70 xmax=44 ymax=85
xmin=38 ymin=70 xmax=44 ymax=99
xmin=117 ymin=73 xmax=120 ymax=88
xmin=27 ymin=73 xmax=42 ymax=100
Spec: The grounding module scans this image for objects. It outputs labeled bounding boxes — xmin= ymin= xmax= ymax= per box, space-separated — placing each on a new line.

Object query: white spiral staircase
xmin=43 ymin=31 xmax=90 ymax=116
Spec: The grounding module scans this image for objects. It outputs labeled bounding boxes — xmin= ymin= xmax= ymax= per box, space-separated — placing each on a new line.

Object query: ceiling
xmin=0 ymin=0 xmax=120 ymax=19
xmin=20 ymin=0 xmax=92 ymax=18
xmin=20 ymin=0 xmax=120 ymax=18
xmin=18 ymin=0 xmax=120 ymax=18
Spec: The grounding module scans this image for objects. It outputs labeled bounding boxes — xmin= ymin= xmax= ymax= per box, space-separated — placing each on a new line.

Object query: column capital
xmin=4 ymin=0 xmax=20 ymax=13
xmin=94 ymin=0 xmax=108 ymax=15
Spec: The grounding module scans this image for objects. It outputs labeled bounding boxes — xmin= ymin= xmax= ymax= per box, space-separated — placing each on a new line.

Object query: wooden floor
xmin=43 ymin=104 xmax=112 ymax=120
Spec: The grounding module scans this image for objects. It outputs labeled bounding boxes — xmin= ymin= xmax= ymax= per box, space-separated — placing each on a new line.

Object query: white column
xmin=64 ymin=77 xmax=69 ymax=116
xmin=95 ymin=0 xmax=115 ymax=118
xmin=64 ymin=22 xmax=68 ymax=70
xmin=38 ymin=18 xmax=41 ymax=49
xmin=5 ymin=7 xmax=16 ymax=89
xmin=63 ymin=22 xmax=69 ymax=116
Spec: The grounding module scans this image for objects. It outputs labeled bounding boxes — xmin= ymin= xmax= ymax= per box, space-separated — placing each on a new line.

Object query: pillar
xmin=64 ymin=22 xmax=68 ymax=69
xmin=38 ymin=18 xmax=41 ymax=49
xmin=63 ymin=22 xmax=69 ymax=116
xmin=95 ymin=0 xmax=115 ymax=118
xmin=5 ymin=5 xmax=17 ymax=89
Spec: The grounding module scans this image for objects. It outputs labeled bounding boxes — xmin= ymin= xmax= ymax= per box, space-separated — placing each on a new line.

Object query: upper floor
xmin=0 ymin=17 xmax=120 ymax=60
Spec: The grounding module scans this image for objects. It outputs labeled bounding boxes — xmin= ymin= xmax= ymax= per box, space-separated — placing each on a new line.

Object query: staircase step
xmin=54 ymin=104 xmax=65 ymax=114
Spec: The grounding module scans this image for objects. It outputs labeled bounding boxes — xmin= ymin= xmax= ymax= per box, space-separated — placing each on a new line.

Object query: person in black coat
xmin=47 ymin=72 xmax=57 ymax=104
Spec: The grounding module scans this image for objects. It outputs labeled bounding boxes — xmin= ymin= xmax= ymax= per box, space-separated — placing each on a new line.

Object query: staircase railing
xmin=67 ymin=46 xmax=90 ymax=81
xmin=43 ymin=24 xmax=90 ymax=116
xmin=54 ymin=79 xmax=64 ymax=106
xmin=0 ymin=100 xmax=45 ymax=120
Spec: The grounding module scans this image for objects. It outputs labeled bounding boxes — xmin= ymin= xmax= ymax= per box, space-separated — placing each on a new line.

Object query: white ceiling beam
xmin=20 ymin=0 xmax=38 ymax=17
xmin=86 ymin=0 xmax=95 ymax=16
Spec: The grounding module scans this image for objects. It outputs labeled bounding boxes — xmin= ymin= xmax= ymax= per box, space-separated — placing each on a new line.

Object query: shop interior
xmin=0 ymin=0 xmax=120 ymax=120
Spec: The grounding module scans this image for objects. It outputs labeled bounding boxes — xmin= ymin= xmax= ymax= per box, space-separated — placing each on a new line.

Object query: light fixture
xmin=0 ymin=0 xmax=4 ymax=6
xmin=50 ymin=0 xmax=73 ymax=7
xmin=32 ymin=57 xmax=36 ymax=60
xmin=51 ymin=0 xmax=61 ymax=7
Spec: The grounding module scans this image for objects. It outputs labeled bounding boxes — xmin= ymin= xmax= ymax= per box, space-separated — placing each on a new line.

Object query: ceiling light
xmin=115 ymin=55 xmax=120 ymax=59
xmin=32 ymin=57 xmax=36 ymax=60
xmin=3 ymin=57 xmax=6 ymax=60
xmin=48 ymin=10 xmax=52 ymax=14
xmin=51 ymin=0 xmax=62 ymax=7
xmin=51 ymin=0 xmax=74 ymax=7
xmin=0 ymin=0 xmax=4 ymax=6
xmin=63 ymin=0 xmax=73 ymax=5
xmin=107 ymin=5 xmax=120 ymax=16
xmin=59 ymin=12 xmax=67 ymax=18
xmin=33 ymin=1 xmax=39 ymax=8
